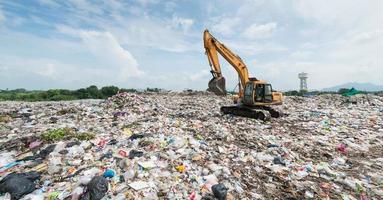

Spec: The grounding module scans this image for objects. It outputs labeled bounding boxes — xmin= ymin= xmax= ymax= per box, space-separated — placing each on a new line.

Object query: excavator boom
xmin=204 ymin=30 xmax=252 ymax=97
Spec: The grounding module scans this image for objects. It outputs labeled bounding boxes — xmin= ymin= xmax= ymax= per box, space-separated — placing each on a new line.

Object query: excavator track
xmin=256 ymin=106 xmax=282 ymax=118
xmin=220 ymin=106 xmax=281 ymax=121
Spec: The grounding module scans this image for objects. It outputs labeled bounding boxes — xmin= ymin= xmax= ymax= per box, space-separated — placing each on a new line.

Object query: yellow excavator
xmin=203 ymin=29 xmax=283 ymax=120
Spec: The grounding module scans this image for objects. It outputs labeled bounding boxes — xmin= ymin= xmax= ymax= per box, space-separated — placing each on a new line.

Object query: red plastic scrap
xmin=118 ymin=150 xmax=127 ymax=157
xmin=337 ymin=143 xmax=347 ymax=154
xmin=189 ymin=190 xmax=196 ymax=200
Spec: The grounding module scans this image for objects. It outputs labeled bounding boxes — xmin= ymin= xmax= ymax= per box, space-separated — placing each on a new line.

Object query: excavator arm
xmin=203 ymin=29 xmax=254 ymax=97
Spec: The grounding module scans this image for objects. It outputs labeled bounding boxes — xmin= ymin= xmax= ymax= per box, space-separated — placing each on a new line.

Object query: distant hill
xmin=322 ymin=82 xmax=383 ymax=92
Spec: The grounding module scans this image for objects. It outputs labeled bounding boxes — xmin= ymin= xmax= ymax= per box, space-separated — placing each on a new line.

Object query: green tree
xmin=101 ymin=86 xmax=119 ymax=97
xmin=12 ymin=88 xmax=26 ymax=93
xmin=86 ymin=85 xmax=103 ymax=98
xmin=74 ymin=88 xmax=91 ymax=99
xmin=337 ymin=88 xmax=349 ymax=94
xmin=284 ymin=90 xmax=301 ymax=96
xmin=146 ymin=87 xmax=161 ymax=92
xmin=120 ymin=88 xmax=137 ymax=93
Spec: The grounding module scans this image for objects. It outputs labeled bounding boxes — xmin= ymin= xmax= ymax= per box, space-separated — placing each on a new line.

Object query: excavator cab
xmin=243 ymin=82 xmax=273 ymax=105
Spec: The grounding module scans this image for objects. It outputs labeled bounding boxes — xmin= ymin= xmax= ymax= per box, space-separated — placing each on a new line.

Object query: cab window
xmin=255 ymin=84 xmax=264 ymax=101
xmin=244 ymin=83 xmax=253 ymax=96
xmin=264 ymin=84 xmax=272 ymax=102
xmin=243 ymin=82 xmax=254 ymax=105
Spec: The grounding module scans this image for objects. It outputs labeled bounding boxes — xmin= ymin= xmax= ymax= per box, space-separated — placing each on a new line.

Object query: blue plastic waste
xmin=103 ymin=169 xmax=115 ymax=178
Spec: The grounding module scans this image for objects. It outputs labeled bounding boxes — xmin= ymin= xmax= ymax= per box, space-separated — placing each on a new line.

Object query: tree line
xmin=283 ymin=88 xmax=383 ymax=96
xmin=0 ymin=86 xmax=161 ymax=101
xmin=1 ymin=86 xmax=381 ymax=101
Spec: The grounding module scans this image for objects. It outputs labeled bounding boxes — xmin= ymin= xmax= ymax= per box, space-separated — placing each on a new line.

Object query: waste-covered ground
xmin=0 ymin=92 xmax=382 ymax=200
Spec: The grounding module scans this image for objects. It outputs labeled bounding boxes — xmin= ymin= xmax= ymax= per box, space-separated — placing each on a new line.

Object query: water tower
xmin=298 ymin=72 xmax=308 ymax=92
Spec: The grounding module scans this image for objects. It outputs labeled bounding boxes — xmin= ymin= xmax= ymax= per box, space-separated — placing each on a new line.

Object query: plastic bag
xmin=0 ymin=152 xmax=16 ymax=167
xmin=80 ymin=176 xmax=108 ymax=200
xmin=0 ymin=172 xmax=40 ymax=200
xmin=211 ymin=183 xmax=228 ymax=200
xmin=128 ymin=150 xmax=143 ymax=159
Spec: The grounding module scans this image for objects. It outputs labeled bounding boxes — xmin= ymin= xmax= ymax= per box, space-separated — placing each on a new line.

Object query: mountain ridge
xmin=322 ymin=82 xmax=383 ymax=91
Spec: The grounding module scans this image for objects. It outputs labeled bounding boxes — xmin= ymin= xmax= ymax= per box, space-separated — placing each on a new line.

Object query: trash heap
xmin=0 ymin=92 xmax=382 ymax=199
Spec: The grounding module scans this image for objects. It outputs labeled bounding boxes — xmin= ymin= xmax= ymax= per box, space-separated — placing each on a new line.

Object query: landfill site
xmin=0 ymin=92 xmax=382 ymax=200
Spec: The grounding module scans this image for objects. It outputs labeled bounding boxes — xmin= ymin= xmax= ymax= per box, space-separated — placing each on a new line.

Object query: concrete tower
xmin=298 ymin=72 xmax=308 ymax=92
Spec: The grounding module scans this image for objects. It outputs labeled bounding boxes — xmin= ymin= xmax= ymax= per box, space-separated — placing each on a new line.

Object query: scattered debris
xmin=0 ymin=93 xmax=382 ymax=199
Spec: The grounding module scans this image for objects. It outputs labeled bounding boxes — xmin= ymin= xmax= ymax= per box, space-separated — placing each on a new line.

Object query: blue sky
xmin=0 ymin=0 xmax=382 ymax=91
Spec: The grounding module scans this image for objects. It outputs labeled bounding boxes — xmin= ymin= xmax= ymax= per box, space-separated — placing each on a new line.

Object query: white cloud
xmin=294 ymin=1 xmax=353 ymax=25
xmin=136 ymin=0 xmax=159 ymax=6
xmin=38 ymin=0 xmax=59 ymax=7
xmin=0 ymin=55 xmax=115 ymax=89
xmin=226 ymin=40 xmax=287 ymax=56
xmin=0 ymin=8 xmax=5 ymax=23
xmin=189 ymin=69 xmax=210 ymax=81
xmin=2 ymin=0 xmax=383 ymax=91
xmin=211 ymin=17 xmax=241 ymax=36
xmin=327 ymin=31 xmax=383 ymax=81
xmin=255 ymin=29 xmax=383 ymax=90
xmin=67 ymin=0 xmax=103 ymax=15
xmin=0 ymin=63 xmax=8 ymax=71
xmin=68 ymin=0 xmax=88 ymax=8
xmin=108 ymin=18 xmax=199 ymax=53
xmin=294 ymin=0 xmax=383 ymax=30
xmin=288 ymin=50 xmax=313 ymax=60
xmin=350 ymin=30 xmax=383 ymax=44
xmin=0 ymin=56 xmax=67 ymax=82
xmin=36 ymin=63 xmax=57 ymax=78
xmin=165 ymin=1 xmax=177 ymax=12
xmin=171 ymin=15 xmax=194 ymax=33
xmin=243 ymin=22 xmax=277 ymax=39
xmin=79 ymin=31 xmax=143 ymax=80
xmin=49 ymin=1 xmax=199 ymax=53
xmin=58 ymin=26 xmax=143 ymax=80
xmin=253 ymin=0 xmax=383 ymax=90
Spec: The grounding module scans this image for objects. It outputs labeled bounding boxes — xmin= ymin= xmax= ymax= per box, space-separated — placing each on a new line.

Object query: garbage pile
xmin=0 ymin=93 xmax=382 ymax=199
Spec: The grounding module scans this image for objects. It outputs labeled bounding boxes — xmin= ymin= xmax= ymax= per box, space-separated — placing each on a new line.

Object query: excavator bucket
xmin=208 ymin=76 xmax=227 ymax=95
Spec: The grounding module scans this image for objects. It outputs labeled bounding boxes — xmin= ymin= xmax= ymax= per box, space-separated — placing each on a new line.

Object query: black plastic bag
xmin=80 ymin=176 xmax=108 ymax=200
xmin=18 ymin=144 xmax=56 ymax=161
xmin=0 ymin=172 xmax=40 ymax=200
xmin=273 ymin=156 xmax=286 ymax=166
xmin=128 ymin=150 xmax=143 ymax=159
xmin=129 ymin=134 xmax=145 ymax=140
xmin=211 ymin=183 xmax=228 ymax=200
